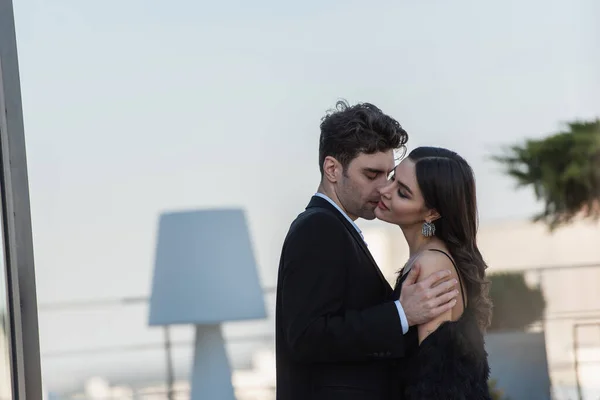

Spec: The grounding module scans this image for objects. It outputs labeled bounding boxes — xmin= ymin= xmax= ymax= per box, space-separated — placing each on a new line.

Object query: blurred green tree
xmin=488 ymin=272 xmax=546 ymax=332
xmin=492 ymin=119 xmax=600 ymax=230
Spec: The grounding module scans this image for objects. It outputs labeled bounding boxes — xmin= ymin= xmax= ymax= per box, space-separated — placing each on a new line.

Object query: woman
xmin=375 ymin=146 xmax=492 ymax=399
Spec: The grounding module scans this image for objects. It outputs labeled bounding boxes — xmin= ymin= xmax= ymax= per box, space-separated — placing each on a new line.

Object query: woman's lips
xmin=377 ymin=200 xmax=389 ymax=210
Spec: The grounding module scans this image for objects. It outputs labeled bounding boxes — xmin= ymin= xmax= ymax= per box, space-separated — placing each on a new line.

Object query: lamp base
xmin=190 ymin=324 xmax=236 ymax=400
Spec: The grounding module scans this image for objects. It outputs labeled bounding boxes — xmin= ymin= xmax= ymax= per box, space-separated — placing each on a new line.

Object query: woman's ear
xmin=426 ymin=209 xmax=441 ymax=222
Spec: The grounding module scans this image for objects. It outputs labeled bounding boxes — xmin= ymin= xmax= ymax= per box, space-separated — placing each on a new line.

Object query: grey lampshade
xmin=148 ymin=209 xmax=266 ymax=326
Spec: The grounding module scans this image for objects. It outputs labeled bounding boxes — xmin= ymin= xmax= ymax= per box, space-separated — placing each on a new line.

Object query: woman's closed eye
xmin=398 ymin=190 xmax=409 ymax=199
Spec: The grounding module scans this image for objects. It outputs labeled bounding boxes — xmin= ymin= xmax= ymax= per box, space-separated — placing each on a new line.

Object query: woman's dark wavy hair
xmin=319 ymin=100 xmax=408 ymax=174
xmin=409 ymin=146 xmax=492 ymax=331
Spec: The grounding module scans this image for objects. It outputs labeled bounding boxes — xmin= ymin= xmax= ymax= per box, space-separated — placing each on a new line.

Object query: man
xmin=275 ymin=101 xmax=459 ymax=399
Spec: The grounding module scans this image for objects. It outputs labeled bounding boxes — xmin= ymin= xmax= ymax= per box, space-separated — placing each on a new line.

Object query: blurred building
xmin=362 ymin=217 xmax=600 ymax=399
xmin=33 ymin=216 xmax=600 ymax=400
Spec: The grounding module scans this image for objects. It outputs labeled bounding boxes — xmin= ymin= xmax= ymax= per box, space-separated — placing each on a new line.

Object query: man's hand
xmin=399 ymin=262 xmax=459 ymax=327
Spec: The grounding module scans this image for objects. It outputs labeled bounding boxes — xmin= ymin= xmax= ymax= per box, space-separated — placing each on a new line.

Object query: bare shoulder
xmin=415 ymin=250 xmax=459 ymax=283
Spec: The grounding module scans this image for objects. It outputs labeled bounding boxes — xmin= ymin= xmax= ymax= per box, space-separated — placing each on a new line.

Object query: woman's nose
xmin=379 ymin=183 xmax=392 ymax=198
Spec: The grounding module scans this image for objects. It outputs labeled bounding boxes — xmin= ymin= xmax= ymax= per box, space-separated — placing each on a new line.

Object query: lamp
xmin=148 ymin=209 xmax=266 ymax=399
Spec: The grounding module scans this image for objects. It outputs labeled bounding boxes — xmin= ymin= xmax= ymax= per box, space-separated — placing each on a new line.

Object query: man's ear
xmin=322 ymin=156 xmax=341 ymax=183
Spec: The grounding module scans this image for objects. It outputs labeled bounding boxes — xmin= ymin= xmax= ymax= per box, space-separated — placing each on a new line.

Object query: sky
xmin=7 ymin=0 xmax=600 ymax=392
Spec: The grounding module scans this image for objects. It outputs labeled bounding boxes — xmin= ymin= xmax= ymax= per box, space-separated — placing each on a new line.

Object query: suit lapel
xmin=306 ymin=196 xmax=393 ymax=293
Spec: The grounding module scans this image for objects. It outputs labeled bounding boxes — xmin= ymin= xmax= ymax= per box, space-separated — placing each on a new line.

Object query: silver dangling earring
xmin=422 ymin=221 xmax=436 ymax=237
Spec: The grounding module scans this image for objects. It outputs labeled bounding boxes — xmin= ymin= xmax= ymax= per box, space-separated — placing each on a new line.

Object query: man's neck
xmin=316 ymin=184 xmax=357 ymax=221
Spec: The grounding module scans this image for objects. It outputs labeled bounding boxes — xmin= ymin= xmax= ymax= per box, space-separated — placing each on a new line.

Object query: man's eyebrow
xmin=364 ymin=168 xmax=386 ymax=174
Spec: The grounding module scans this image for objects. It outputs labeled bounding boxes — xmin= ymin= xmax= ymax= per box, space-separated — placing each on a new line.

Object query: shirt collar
xmin=314 ymin=192 xmax=365 ymax=242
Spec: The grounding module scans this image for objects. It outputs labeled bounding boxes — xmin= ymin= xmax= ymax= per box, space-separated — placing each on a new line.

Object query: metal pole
xmin=573 ymin=324 xmax=582 ymax=400
xmin=164 ymin=326 xmax=175 ymax=400
xmin=536 ymin=270 xmax=555 ymax=397
xmin=0 ymin=0 xmax=43 ymax=399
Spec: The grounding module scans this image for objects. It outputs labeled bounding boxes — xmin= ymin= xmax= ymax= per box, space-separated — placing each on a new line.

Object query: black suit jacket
xmin=275 ymin=196 xmax=406 ymax=400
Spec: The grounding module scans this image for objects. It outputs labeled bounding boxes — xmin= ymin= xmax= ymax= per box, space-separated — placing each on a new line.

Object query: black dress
xmin=392 ymin=249 xmax=492 ymax=400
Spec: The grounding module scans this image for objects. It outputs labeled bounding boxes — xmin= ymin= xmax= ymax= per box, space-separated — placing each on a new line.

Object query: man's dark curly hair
xmin=318 ymin=100 xmax=408 ymax=175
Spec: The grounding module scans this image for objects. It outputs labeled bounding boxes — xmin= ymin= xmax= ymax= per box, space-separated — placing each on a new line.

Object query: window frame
xmin=0 ymin=0 xmax=43 ymax=398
